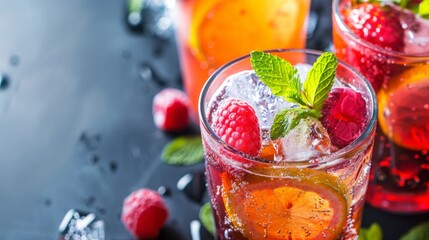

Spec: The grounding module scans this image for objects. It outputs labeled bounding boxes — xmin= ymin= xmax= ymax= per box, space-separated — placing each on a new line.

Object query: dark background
xmin=0 ymin=0 xmax=427 ymax=239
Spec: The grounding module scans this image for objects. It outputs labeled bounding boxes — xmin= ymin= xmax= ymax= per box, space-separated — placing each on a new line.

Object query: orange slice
xmin=221 ymin=168 xmax=350 ymax=240
xmin=189 ymin=0 xmax=309 ymax=65
xmin=378 ymin=65 xmax=429 ymax=150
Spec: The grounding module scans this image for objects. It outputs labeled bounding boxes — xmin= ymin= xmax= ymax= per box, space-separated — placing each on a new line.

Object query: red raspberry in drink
xmin=213 ymin=99 xmax=261 ymax=156
xmin=341 ymin=2 xmax=405 ymax=91
xmin=320 ymin=88 xmax=368 ymax=148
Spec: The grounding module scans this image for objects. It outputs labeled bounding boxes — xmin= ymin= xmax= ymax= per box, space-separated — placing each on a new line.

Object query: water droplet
xmin=96 ymin=207 xmax=106 ymax=215
xmin=139 ymin=62 xmax=166 ymax=86
xmin=153 ymin=45 xmax=163 ymax=57
xmin=44 ymin=198 xmax=52 ymax=207
xmin=9 ymin=55 xmax=19 ymax=66
xmin=128 ymin=12 xmax=142 ymax=27
xmin=224 ymin=229 xmax=234 ymax=239
xmin=424 ymin=104 xmax=429 ymax=110
xmin=109 ymin=161 xmax=118 ymax=173
xmin=177 ymin=171 xmax=206 ymax=203
xmin=0 ymin=73 xmax=10 ymax=89
xmin=83 ymin=196 xmax=96 ymax=207
xmin=90 ymin=155 xmax=100 ymax=165
xmin=79 ymin=132 xmax=101 ymax=151
xmin=157 ymin=186 xmax=171 ymax=196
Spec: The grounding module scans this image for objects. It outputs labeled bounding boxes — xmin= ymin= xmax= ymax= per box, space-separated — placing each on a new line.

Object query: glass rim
xmin=332 ymin=0 xmax=429 ymax=60
xmin=199 ymin=48 xmax=378 ymax=168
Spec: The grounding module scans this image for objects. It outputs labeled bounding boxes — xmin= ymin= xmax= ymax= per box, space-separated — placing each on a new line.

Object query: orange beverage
xmin=199 ymin=50 xmax=377 ymax=239
xmin=175 ymin=0 xmax=310 ymax=113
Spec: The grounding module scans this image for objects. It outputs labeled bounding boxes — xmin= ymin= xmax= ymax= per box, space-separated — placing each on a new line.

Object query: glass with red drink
xmin=333 ymin=0 xmax=429 ymax=213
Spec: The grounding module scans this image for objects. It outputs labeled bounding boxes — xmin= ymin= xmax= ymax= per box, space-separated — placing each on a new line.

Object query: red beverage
xmin=333 ymin=0 xmax=429 ymax=213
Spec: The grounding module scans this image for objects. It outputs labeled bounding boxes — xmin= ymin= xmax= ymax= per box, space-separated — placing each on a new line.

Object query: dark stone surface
xmin=0 ymin=0 xmax=427 ymax=239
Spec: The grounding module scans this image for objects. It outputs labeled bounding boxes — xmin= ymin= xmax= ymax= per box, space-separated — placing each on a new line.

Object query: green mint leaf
xmin=161 ymin=136 xmax=204 ymax=165
xmin=400 ymin=222 xmax=429 ymax=240
xmin=419 ymin=0 xmax=429 ymax=19
xmin=359 ymin=223 xmax=383 ymax=240
xmin=250 ymin=51 xmax=306 ymax=106
xmin=270 ymin=108 xmax=321 ymax=140
xmin=199 ymin=202 xmax=215 ymax=235
xmin=303 ymin=52 xmax=338 ymax=111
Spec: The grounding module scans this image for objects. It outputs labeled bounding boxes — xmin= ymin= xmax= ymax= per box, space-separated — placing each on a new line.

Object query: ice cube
xmin=58 ymin=209 xmax=105 ymax=240
xmin=214 ymin=70 xmax=293 ymax=128
xmin=277 ymin=119 xmax=331 ymax=162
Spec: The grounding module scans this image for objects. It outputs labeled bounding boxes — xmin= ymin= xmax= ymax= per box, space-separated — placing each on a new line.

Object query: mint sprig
xmin=271 ymin=108 xmax=321 ymax=140
xmin=161 ymin=136 xmax=204 ymax=165
xmin=359 ymin=223 xmax=383 ymax=240
xmin=250 ymin=51 xmax=337 ymax=140
xmin=400 ymin=222 xmax=429 ymax=240
xmin=358 ymin=221 xmax=429 ymax=240
xmin=250 ymin=51 xmax=306 ymax=107
xmin=199 ymin=202 xmax=215 ymax=235
xmin=304 ymin=52 xmax=338 ymax=111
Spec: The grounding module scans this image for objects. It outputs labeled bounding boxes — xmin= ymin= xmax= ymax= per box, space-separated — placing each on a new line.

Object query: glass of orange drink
xmin=175 ymin=0 xmax=311 ymax=114
xmin=199 ymin=49 xmax=377 ymax=239
xmin=333 ymin=0 xmax=429 ymax=213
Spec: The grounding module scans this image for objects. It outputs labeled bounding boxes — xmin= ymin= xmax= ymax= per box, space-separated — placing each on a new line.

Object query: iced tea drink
xmin=175 ymin=0 xmax=310 ymax=113
xmin=333 ymin=0 xmax=429 ymax=213
xmin=199 ymin=49 xmax=377 ymax=239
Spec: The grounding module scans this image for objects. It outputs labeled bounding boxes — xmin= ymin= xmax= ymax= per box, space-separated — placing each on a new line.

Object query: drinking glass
xmin=199 ymin=49 xmax=377 ymax=239
xmin=333 ymin=0 xmax=429 ymax=213
xmin=175 ymin=0 xmax=311 ymax=114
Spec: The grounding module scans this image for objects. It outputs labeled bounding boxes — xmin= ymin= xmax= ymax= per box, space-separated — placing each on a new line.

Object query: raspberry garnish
xmin=213 ymin=99 xmax=261 ymax=156
xmin=153 ymin=88 xmax=191 ymax=132
xmin=121 ymin=188 xmax=169 ymax=239
xmin=346 ymin=3 xmax=404 ymax=51
xmin=343 ymin=2 xmax=405 ymax=91
xmin=320 ymin=88 xmax=368 ymax=148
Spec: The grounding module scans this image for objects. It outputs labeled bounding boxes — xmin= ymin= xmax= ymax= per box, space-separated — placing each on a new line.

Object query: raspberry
xmin=346 ymin=3 xmax=404 ymax=51
xmin=342 ymin=2 xmax=405 ymax=91
xmin=153 ymin=88 xmax=191 ymax=132
xmin=213 ymin=99 xmax=261 ymax=156
xmin=320 ymin=88 xmax=368 ymax=148
xmin=121 ymin=189 xmax=169 ymax=239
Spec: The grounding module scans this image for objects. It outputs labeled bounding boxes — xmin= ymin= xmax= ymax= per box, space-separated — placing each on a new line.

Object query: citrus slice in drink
xmin=189 ymin=0 xmax=309 ymax=65
xmin=378 ymin=65 xmax=429 ymax=150
xmin=221 ymin=168 xmax=350 ymax=240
